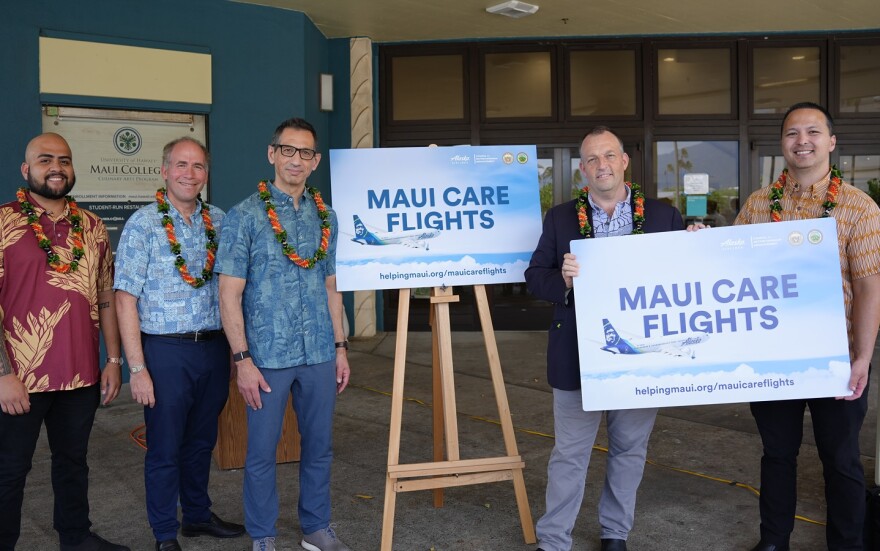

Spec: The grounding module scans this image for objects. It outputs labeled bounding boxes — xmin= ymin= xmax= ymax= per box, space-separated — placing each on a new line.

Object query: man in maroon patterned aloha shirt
xmin=0 ymin=133 xmax=129 ymax=551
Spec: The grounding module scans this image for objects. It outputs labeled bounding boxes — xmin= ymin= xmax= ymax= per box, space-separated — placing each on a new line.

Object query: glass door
xmin=489 ymin=147 xmax=559 ymax=330
xmin=654 ymin=140 xmax=740 ymax=226
xmin=837 ymin=147 xmax=880 ymax=201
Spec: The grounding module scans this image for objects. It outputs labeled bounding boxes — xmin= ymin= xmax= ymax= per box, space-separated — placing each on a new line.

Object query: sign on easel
xmin=328 ymin=145 xmax=543 ymax=549
xmin=329 ymin=145 xmax=543 ymax=291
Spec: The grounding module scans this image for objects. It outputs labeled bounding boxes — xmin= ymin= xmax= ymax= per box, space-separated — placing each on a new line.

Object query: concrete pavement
xmin=17 ymin=331 xmax=878 ymax=550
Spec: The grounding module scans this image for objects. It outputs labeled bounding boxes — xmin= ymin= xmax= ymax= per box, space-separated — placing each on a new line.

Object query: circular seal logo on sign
xmin=788 ymin=231 xmax=804 ymax=246
xmin=516 ymin=152 xmax=529 ymax=164
xmin=114 ymin=127 xmax=142 ymax=156
xmin=502 ymin=152 xmax=514 ymax=164
xmin=808 ymin=229 xmax=823 ymax=244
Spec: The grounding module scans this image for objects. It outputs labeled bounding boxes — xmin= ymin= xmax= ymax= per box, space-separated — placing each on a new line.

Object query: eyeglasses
xmin=272 ymin=144 xmax=317 ymax=160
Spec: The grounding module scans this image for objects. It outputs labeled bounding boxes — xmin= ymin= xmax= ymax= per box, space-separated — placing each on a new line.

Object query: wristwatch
xmin=335 ymin=341 xmax=349 ymax=350
xmin=106 ymin=356 xmax=124 ymax=367
xmin=129 ymin=363 xmax=146 ymax=375
xmin=233 ymin=350 xmax=251 ymax=362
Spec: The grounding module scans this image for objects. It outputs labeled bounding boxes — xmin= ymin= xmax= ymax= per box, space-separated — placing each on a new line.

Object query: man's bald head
xmin=21 ymin=133 xmax=76 ymax=200
xmin=24 ymin=133 xmax=71 ymax=162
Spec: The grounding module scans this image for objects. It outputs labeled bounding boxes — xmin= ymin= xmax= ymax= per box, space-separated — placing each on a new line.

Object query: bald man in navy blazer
xmin=526 ymin=126 xmax=684 ymax=551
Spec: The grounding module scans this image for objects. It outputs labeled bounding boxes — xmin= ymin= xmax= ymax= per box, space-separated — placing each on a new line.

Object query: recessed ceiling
xmin=234 ymin=0 xmax=880 ymax=43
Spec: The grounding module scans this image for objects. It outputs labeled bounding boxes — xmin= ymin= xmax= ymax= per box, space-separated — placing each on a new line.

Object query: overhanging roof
xmin=234 ymin=0 xmax=880 ymax=42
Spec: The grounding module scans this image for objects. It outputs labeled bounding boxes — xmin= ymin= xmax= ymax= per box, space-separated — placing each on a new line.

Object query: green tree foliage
xmin=867 ymin=178 xmax=880 ymax=207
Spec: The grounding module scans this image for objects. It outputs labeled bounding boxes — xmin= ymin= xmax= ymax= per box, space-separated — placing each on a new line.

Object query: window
xmin=758 ymin=154 xmax=786 ymax=188
xmin=569 ymin=50 xmax=636 ymax=116
xmin=484 ymin=51 xmax=552 ymax=118
xmin=392 ymin=55 xmax=465 ymax=121
xmin=657 ymin=48 xmax=732 ymax=115
xmin=654 ymin=140 xmax=739 ymax=225
xmin=839 ymin=153 xmax=880 ymax=193
xmin=839 ymin=45 xmax=880 ymax=114
xmin=753 ymin=47 xmax=820 ymax=114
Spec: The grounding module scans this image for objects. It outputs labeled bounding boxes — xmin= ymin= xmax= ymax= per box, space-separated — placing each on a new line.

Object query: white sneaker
xmin=253 ymin=537 xmax=276 ymax=551
xmin=301 ymin=526 xmax=351 ymax=551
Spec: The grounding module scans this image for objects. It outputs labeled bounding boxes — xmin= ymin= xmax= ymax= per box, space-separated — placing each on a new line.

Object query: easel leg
xmin=474 ymin=285 xmax=536 ymax=543
xmin=431 ymin=292 xmax=444 ymax=507
xmin=381 ymin=475 xmax=397 ymax=551
xmin=381 ymin=289 xmax=412 ymax=551
xmin=433 ymin=287 xmax=461 ymax=461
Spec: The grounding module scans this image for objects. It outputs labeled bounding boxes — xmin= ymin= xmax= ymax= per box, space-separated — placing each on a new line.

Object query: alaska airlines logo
xmin=114 ymin=127 xmax=142 ymax=156
xmin=600 ymin=318 xmax=709 ymax=359
xmin=720 ymin=238 xmax=745 ymax=250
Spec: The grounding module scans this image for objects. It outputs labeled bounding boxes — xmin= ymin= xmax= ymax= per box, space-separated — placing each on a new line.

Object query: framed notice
xmin=329 ymin=145 xmax=543 ymax=292
xmin=571 ymin=218 xmax=851 ymax=411
xmin=42 ymin=106 xmax=207 ymax=248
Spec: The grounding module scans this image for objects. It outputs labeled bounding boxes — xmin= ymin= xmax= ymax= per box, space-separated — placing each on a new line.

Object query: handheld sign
xmin=571 ymin=218 xmax=850 ymax=411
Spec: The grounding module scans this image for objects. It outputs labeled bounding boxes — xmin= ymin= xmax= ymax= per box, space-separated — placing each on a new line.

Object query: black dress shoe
xmin=750 ymin=543 xmax=789 ymax=551
xmin=61 ymin=533 xmax=131 ymax=551
xmin=601 ymin=539 xmax=628 ymax=551
xmin=156 ymin=540 xmax=182 ymax=551
xmin=181 ymin=512 xmax=245 ymax=538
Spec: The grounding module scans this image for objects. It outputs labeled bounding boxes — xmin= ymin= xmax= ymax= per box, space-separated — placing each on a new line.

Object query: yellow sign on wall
xmin=39 ymin=37 xmax=211 ymax=104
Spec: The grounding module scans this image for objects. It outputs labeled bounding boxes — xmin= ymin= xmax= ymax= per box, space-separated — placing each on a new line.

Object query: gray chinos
xmin=536 ymin=388 xmax=658 ymax=551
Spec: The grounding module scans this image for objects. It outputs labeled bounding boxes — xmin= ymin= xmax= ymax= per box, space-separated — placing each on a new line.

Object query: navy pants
xmin=751 ymin=382 xmax=869 ymax=551
xmin=141 ymin=333 xmax=230 ymax=541
xmin=0 ymin=384 xmax=100 ymax=550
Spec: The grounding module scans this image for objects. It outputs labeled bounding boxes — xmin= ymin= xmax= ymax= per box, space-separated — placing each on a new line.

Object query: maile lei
xmin=769 ymin=165 xmax=842 ymax=222
xmin=258 ymin=180 xmax=330 ymax=269
xmin=576 ymin=182 xmax=645 ymax=237
xmin=156 ymin=188 xmax=217 ymax=288
xmin=17 ymin=188 xmax=84 ymax=273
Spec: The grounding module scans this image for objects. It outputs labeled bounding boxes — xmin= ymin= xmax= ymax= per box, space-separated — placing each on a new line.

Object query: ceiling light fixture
xmin=486 ymin=1 xmax=539 ymax=19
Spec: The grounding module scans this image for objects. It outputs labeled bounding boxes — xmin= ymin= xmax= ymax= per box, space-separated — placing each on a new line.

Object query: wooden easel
xmin=380 ymin=284 xmax=536 ymax=550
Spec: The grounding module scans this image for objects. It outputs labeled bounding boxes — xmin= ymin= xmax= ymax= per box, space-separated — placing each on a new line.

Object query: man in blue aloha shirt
xmin=216 ymin=118 xmax=351 ymax=551
xmin=115 ymin=137 xmax=245 ymax=551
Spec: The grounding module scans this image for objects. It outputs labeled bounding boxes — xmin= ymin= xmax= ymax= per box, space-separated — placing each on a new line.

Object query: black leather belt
xmin=147 ymin=330 xmax=224 ymax=342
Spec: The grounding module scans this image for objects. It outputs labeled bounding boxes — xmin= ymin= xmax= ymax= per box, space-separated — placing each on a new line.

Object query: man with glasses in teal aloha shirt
xmin=217 ymin=117 xmax=351 ymax=551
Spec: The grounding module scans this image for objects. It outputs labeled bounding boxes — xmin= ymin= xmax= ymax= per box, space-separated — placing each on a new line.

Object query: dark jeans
xmin=141 ymin=333 xmax=230 ymax=541
xmin=0 ymin=384 xmax=100 ymax=550
xmin=751 ymin=384 xmax=870 ymax=551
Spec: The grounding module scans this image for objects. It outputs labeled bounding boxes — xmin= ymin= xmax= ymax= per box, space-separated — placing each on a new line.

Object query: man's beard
xmin=27 ymin=172 xmax=75 ymax=200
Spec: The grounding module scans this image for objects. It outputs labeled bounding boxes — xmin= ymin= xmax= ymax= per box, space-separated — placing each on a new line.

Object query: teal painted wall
xmin=0 ymin=0 xmax=348 ymax=210
xmin=0 ymin=0 xmax=358 ymax=365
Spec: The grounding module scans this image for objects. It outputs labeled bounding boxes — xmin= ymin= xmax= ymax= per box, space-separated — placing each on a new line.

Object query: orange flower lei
xmin=258 ymin=180 xmax=330 ymax=269
xmin=156 ymin=188 xmax=217 ymax=288
xmin=16 ymin=188 xmax=85 ymax=273
xmin=769 ymin=165 xmax=842 ymax=222
xmin=576 ymin=182 xmax=645 ymax=237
